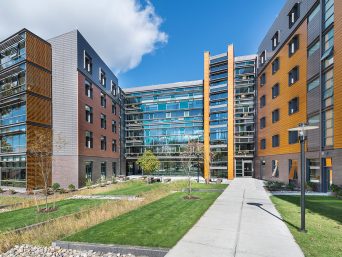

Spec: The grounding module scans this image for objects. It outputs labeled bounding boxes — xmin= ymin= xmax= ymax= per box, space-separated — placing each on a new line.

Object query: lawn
xmin=0 ymin=199 xmax=107 ymax=233
xmin=190 ymin=182 xmax=228 ymax=190
xmin=99 ymin=181 xmax=162 ymax=196
xmin=271 ymin=196 xmax=342 ymax=257
xmin=0 ymin=196 xmax=29 ymax=206
xmin=64 ymin=192 xmax=221 ymax=248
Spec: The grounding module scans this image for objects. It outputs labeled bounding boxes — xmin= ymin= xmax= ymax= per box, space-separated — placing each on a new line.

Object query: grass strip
xmin=271 ymin=196 xmax=342 ymax=257
xmin=64 ymin=192 xmax=220 ymax=248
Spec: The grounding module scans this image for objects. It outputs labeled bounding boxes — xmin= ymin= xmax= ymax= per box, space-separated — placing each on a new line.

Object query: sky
xmin=0 ymin=0 xmax=286 ymax=88
xmin=119 ymin=0 xmax=287 ymax=88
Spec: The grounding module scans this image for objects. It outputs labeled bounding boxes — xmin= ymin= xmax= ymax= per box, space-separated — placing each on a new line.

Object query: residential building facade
xmin=255 ymin=0 xmax=342 ymax=191
xmin=48 ymin=30 xmax=124 ymax=188
xmin=203 ymin=46 xmax=257 ymax=180
xmin=124 ymin=81 xmax=204 ymax=176
xmin=0 ymin=29 xmax=52 ymax=190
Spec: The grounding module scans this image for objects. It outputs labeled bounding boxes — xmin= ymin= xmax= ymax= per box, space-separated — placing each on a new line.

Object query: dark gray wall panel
xmin=307 ymin=49 xmax=321 ymax=80
xmin=307 ymin=87 xmax=320 ymax=114
xmin=307 ymin=9 xmax=321 ymax=45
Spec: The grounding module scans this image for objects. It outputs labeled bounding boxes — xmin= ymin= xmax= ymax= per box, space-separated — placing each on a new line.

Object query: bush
xmin=52 ymin=183 xmax=61 ymax=191
xmin=265 ymin=181 xmax=285 ymax=191
xmin=305 ymin=182 xmax=315 ymax=191
xmin=9 ymin=189 xmax=16 ymax=195
xmin=68 ymin=184 xmax=76 ymax=191
xmin=85 ymin=179 xmax=93 ymax=189
xmin=59 ymin=188 xmax=67 ymax=194
xmin=286 ymin=183 xmax=295 ymax=191
xmin=112 ymin=176 xmax=117 ymax=184
xmin=0 ymin=187 xmax=4 ymax=193
xmin=331 ymin=184 xmax=341 ymax=193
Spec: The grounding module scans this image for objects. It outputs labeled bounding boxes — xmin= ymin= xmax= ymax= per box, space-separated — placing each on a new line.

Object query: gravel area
xmin=0 ymin=245 xmax=146 ymax=257
xmin=68 ymin=195 xmax=142 ymax=201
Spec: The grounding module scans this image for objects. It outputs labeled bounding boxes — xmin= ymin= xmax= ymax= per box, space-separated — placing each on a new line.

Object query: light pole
xmin=288 ymin=123 xmax=318 ymax=232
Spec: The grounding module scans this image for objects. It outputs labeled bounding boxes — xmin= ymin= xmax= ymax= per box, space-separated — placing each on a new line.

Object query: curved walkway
xmin=165 ymin=178 xmax=304 ymax=257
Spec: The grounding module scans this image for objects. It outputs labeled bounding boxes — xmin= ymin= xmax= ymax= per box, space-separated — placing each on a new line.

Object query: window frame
xmin=272 ymin=134 xmax=280 ymax=148
xmin=288 ymin=97 xmax=299 ymax=115
xmin=272 ymin=109 xmax=280 ymax=123
xmin=272 ymin=83 xmax=280 ymax=99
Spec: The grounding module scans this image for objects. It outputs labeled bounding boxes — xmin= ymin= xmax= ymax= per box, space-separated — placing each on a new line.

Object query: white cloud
xmin=0 ymin=0 xmax=168 ymax=73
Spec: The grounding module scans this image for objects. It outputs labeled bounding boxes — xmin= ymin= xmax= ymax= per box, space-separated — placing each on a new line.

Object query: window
xmin=112 ymin=139 xmax=117 ymax=152
xmin=100 ymin=162 xmax=106 ymax=178
xmin=308 ymin=40 xmax=320 ymax=57
xmin=322 ymin=28 xmax=334 ymax=68
xmin=260 ymin=117 xmax=266 ymax=129
xmin=101 ymin=136 xmax=107 ymax=150
xmin=112 ymin=120 xmax=116 ymax=133
xmin=288 ymin=97 xmax=299 ymax=115
xmin=308 ymin=114 xmax=320 ymax=125
xmin=289 ymin=66 xmax=299 ymax=85
xmin=101 ymin=114 xmax=106 ymax=129
xmin=324 ymin=0 xmax=334 ymax=29
xmin=85 ymin=131 xmax=93 ymax=148
xmin=99 ymin=69 xmax=106 ymax=86
xmin=308 ymin=4 xmax=320 ymax=23
xmin=260 ymin=139 xmax=266 ymax=150
xmin=272 ymin=160 xmax=279 ymax=177
xmin=166 ymin=112 xmax=171 ymax=118
xmin=323 ymin=109 xmax=333 ymax=147
xmin=112 ymin=102 xmax=117 ymax=115
xmin=111 ymin=81 xmax=117 ymax=96
xmin=260 ymin=73 xmax=266 ymax=86
xmin=322 ymin=69 xmax=333 ymax=108
xmin=307 ymin=77 xmax=320 ymax=91
xmin=272 ymin=109 xmax=279 ymax=123
xmin=272 ymin=83 xmax=280 ymax=99
xmin=260 ymin=51 xmax=266 ymax=65
xmin=289 ymin=35 xmax=299 ymax=56
xmin=84 ymin=52 xmax=92 ymax=73
xmin=272 ymin=31 xmax=280 ymax=50
xmin=260 ymin=95 xmax=266 ymax=108
xmin=272 ymin=58 xmax=280 ymax=74
xmin=288 ymin=3 xmax=300 ymax=28
xmin=288 ymin=131 xmax=298 ymax=144
xmin=112 ymin=162 xmax=117 ymax=176
xmin=85 ymin=80 xmax=93 ymax=99
xmin=100 ymin=92 xmax=106 ymax=107
xmin=85 ymin=161 xmax=93 ymax=180
xmin=308 ymin=158 xmax=321 ymax=183
xmin=85 ymin=105 xmax=93 ymax=123
xmin=272 ymin=135 xmax=280 ymax=147
xmin=184 ymin=111 xmax=189 ymax=117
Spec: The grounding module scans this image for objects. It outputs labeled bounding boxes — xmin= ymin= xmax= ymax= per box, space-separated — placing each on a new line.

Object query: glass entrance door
xmin=243 ymin=161 xmax=253 ymax=177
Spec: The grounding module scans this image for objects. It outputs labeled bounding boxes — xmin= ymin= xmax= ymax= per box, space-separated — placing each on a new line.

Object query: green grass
xmin=271 ymin=196 xmax=342 ymax=257
xmin=0 ymin=199 xmax=106 ymax=233
xmin=0 ymin=196 xmax=27 ymax=206
xmin=190 ymin=183 xmax=228 ymax=190
xmin=64 ymin=192 xmax=220 ymax=248
xmin=99 ymin=181 xmax=163 ymax=196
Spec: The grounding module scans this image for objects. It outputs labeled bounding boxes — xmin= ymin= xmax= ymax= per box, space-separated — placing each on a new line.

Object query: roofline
xmin=0 ymin=28 xmax=51 ymax=46
xmin=123 ymin=80 xmax=203 ymax=93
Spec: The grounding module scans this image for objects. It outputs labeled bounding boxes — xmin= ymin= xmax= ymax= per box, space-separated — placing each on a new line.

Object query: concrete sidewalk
xmin=165 ymin=178 xmax=304 ymax=257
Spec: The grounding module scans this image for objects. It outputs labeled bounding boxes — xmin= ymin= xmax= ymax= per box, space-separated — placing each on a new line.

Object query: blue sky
xmin=119 ymin=0 xmax=286 ymax=88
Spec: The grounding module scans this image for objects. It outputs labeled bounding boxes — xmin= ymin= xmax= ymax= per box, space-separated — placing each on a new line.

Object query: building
xmin=0 ymin=29 xmax=52 ymax=190
xmin=124 ymin=81 xmax=204 ymax=176
xmin=48 ymin=30 xmax=124 ymax=188
xmin=255 ymin=0 xmax=342 ymax=191
xmin=203 ymin=46 xmax=257 ymax=180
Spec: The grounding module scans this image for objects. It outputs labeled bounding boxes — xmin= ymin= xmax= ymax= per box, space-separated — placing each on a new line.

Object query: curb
xmin=53 ymin=241 xmax=169 ymax=257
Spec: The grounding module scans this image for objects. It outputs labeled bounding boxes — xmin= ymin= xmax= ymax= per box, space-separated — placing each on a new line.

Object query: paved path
xmin=165 ymin=178 xmax=304 ymax=257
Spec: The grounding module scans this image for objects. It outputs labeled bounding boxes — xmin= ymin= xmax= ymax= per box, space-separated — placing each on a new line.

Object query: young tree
xmin=27 ymin=129 xmax=65 ymax=212
xmin=181 ymin=140 xmax=204 ymax=198
xmin=136 ymin=150 xmax=160 ymax=179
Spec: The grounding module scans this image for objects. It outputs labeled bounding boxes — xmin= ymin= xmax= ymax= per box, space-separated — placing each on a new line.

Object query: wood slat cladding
xmin=227 ymin=45 xmax=234 ymax=180
xmin=257 ymin=22 xmax=308 ymax=157
xmin=26 ymin=63 xmax=52 ymax=98
xmin=26 ymin=126 xmax=52 ymax=189
xmin=334 ymin=1 xmax=342 ymax=148
xmin=203 ymin=52 xmax=210 ymax=180
xmin=26 ymin=94 xmax=52 ymax=126
xmin=26 ymin=32 xmax=52 ymax=71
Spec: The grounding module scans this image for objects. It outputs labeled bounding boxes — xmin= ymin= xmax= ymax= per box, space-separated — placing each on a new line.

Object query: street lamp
xmin=288 ymin=123 xmax=318 ymax=232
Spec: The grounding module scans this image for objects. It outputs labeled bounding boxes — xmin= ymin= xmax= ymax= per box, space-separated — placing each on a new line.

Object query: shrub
xmin=68 ymin=184 xmax=76 ymax=191
xmin=112 ymin=176 xmax=117 ymax=184
xmin=9 ymin=189 xmax=16 ymax=195
xmin=85 ymin=179 xmax=93 ymax=189
xmin=0 ymin=187 xmax=4 ymax=193
xmin=286 ymin=183 xmax=295 ymax=191
xmin=331 ymin=184 xmax=341 ymax=193
xmin=52 ymin=183 xmax=61 ymax=191
xmin=305 ymin=182 xmax=315 ymax=191
xmin=265 ymin=181 xmax=285 ymax=191
xmin=59 ymin=188 xmax=67 ymax=194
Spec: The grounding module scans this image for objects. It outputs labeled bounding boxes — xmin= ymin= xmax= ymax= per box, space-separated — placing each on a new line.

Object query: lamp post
xmin=288 ymin=123 xmax=318 ymax=232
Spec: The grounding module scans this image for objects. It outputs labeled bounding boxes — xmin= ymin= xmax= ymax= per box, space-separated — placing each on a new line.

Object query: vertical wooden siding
xmin=257 ymin=22 xmax=308 ymax=157
xmin=26 ymin=32 xmax=52 ymax=71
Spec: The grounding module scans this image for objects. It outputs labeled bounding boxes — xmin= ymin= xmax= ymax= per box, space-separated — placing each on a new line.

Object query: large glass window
xmin=307 ymin=77 xmax=320 ymax=91
xmin=308 ymin=159 xmax=320 ymax=183
xmin=308 ymin=4 xmax=320 ymax=23
xmin=324 ymin=0 xmax=334 ymax=29
xmin=322 ymin=28 xmax=334 ymax=68
xmin=85 ymin=161 xmax=93 ymax=180
xmin=0 ymin=103 xmax=26 ymax=126
xmin=308 ymin=40 xmax=320 ymax=57
xmin=0 ymin=134 xmax=26 ymax=153
xmin=0 ymin=155 xmax=26 ymax=187
xmin=0 ymin=69 xmax=26 ymax=98
xmin=322 ymin=69 xmax=333 ymax=108
xmin=101 ymin=162 xmax=107 ymax=179
xmin=85 ymin=105 xmax=93 ymax=123
xmin=272 ymin=160 xmax=279 ymax=177
xmin=323 ymin=109 xmax=333 ymax=147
